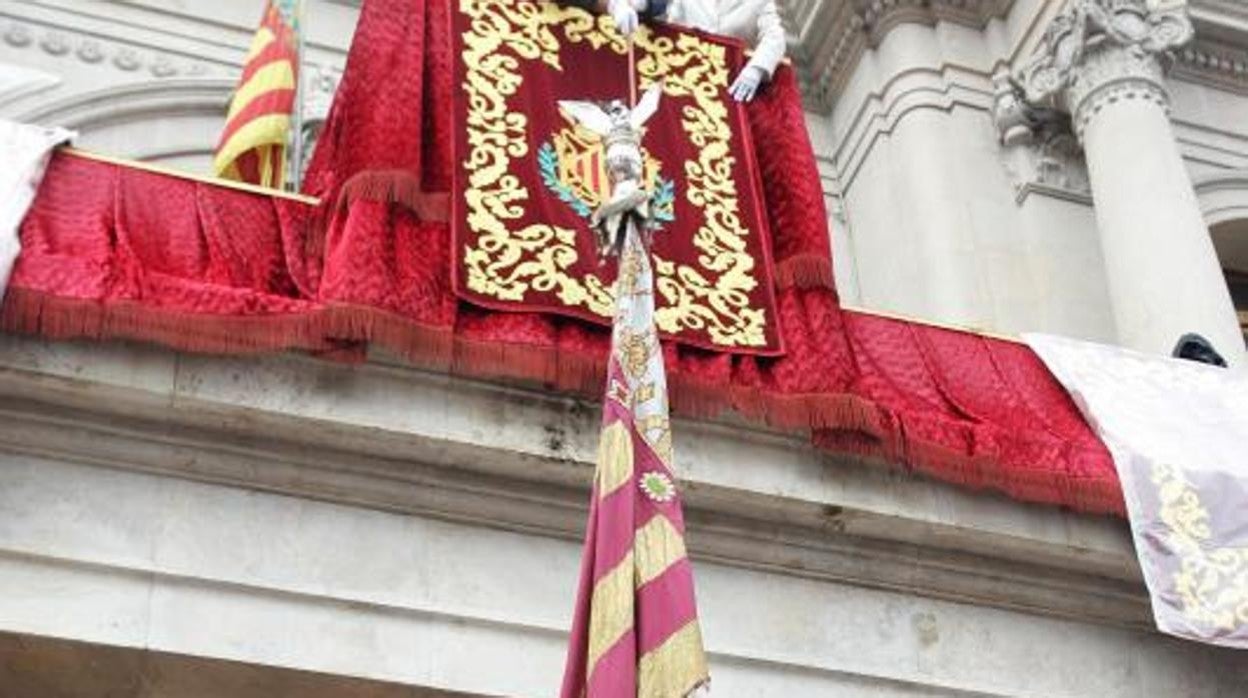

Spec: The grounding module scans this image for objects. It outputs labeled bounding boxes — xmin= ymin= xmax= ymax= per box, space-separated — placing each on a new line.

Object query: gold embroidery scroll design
xmin=458 ymin=0 xmax=768 ymax=348
xmin=1152 ymin=462 xmax=1248 ymax=632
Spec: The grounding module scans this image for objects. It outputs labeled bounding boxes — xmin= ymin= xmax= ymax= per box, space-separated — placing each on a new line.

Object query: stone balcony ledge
xmin=0 ymin=333 xmax=1143 ymax=630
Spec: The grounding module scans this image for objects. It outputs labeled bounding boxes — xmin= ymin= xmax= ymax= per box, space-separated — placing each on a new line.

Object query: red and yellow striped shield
xmin=214 ymin=0 xmax=301 ymax=188
xmin=554 ymin=121 xmax=663 ymax=210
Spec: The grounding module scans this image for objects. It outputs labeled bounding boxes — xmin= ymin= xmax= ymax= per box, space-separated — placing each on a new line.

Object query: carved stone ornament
xmin=994 ymin=0 xmax=1195 ymax=145
xmin=295 ymin=64 xmax=343 ymax=183
xmin=0 ymin=18 xmax=219 ymax=81
xmin=992 ymin=69 xmax=1092 ymax=204
xmin=1016 ymin=0 xmax=1193 ymax=104
xmin=1001 ymin=128 xmax=1093 ymax=204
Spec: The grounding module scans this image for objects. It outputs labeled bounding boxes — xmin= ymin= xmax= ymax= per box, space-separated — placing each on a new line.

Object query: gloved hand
xmin=608 ymin=0 xmax=640 ymax=36
xmin=729 ymin=65 xmax=767 ymax=102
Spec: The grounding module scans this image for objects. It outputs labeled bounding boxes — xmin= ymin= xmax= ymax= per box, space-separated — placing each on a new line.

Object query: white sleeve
xmin=744 ymin=1 xmax=786 ymax=79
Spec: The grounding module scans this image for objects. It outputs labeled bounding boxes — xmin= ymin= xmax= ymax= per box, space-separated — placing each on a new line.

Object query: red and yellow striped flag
xmin=560 ymin=229 xmax=710 ymax=698
xmin=214 ymin=0 xmax=301 ymax=188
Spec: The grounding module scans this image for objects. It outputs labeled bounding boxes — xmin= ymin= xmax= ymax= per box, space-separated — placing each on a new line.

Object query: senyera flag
xmin=561 ymin=230 xmax=710 ymax=697
xmin=214 ymin=0 xmax=301 ymax=188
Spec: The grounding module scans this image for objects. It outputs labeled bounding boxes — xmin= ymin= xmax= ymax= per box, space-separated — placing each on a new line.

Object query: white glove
xmin=608 ymin=0 xmax=640 ymax=36
xmin=729 ymin=65 xmax=767 ymax=102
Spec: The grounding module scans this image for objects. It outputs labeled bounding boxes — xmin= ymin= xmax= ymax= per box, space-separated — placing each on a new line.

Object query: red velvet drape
xmin=1 ymin=0 xmax=1124 ymax=515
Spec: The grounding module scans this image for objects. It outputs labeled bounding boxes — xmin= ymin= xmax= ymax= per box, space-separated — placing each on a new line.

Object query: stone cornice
xmin=1127 ymin=0 xmax=1248 ymax=94
xmin=1172 ymin=34 xmax=1248 ymax=95
xmin=785 ymin=0 xmax=1014 ymax=113
xmin=1193 ymin=168 xmax=1248 ymax=228
xmin=1190 ymin=0 xmax=1248 ymax=37
xmin=0 ymin=335 xmax=1148 ymax=632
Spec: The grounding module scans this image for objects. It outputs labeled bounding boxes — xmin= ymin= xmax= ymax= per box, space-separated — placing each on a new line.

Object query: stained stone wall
xmin=3 ymin=0 xmax=1247 ymax=340
xmin=2 ymin=332 xmax=1248 ymax=696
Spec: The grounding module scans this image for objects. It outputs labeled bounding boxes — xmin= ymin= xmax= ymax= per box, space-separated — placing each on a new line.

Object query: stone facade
xmin=3 ymin=0 xmax=1248 ymax=696
xmin=790 ymin=0 xmax=1248 ymax=359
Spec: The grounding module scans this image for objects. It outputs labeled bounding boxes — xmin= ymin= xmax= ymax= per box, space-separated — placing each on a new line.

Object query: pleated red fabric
xmin=1 ymin=0 xmax=1124 ymax=515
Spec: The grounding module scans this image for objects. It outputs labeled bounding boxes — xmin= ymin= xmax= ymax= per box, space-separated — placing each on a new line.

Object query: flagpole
xmin=289 ymin=0 xmax=308 ymax=192
xmin=627 ymin=35 xmax=637 ymax=108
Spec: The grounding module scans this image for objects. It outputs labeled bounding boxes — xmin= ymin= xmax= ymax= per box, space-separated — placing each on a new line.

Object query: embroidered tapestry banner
xmin=451 ymin=0 xmax=782 ymax=354
xmin=1026 ymin=333 xmax=1248 ymax=649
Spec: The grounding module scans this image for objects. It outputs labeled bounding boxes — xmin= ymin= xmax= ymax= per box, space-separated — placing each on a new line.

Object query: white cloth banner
xmin=1025 ymin=333 xmax=1248 ymax=648
xmin=0 ymin=118 xmax=74 ymax=295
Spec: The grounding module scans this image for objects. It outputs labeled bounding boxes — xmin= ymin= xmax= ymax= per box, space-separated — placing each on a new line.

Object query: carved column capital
xmin=995 ymin=0 xmax=1194 ymax=144
xmin=1064 ymin=44 xmax=1171 ymax=139
xmin=995 ymin=2 xmax=1245 ymax=360
xmin=1017 ymin=0 xmax=1193 ymax=102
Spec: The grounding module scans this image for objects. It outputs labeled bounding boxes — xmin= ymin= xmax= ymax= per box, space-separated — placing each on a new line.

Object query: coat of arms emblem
xmin=538 ymin=114 xmax=676 ymax=228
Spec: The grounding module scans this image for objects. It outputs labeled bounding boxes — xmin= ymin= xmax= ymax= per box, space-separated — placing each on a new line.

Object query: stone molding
xmin=15 ymin=77 xmax=233 ymax=126
xmin=0 ymin=62 xmax=59 ymax=107
xmin=0 ymin=335 xmax=1149 ymax=635
xmin=786 ymin=0 xmax=1014 ymax=112
xmin=991 ymin=81 xmax=1094 ymax=204
xmin=1173 ymin=36 xmax=1248 ymax=94
xmin=1 ymin=14 xmax=222 ymax=82
xmin=834 ymin=65 xmax=998 ymax=191
xmin=1172 ymin=0 xmax=1248 ymax=92
xmin=1193 ymin=169 xmax=1248 ymax=227
xmin=0 ymin=8 xmax=345 ymax=103
xmin=1000 ymin=128 xmax=1094 ymax=205
xmin=1 ymin=2 xmax=344 ymax=166
xmin=787 ymin=0 xmax=1248 ymax=115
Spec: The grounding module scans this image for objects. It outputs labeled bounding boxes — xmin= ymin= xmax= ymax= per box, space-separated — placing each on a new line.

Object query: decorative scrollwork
xmin=1152 ymin=462 xmax=1248 ymax=632
xmin=457 ymin=0 xmax=768 ymax=349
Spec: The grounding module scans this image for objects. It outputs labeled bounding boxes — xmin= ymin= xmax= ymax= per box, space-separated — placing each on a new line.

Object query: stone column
xmin=1010 ymin=0 xmax=1244 ymax=364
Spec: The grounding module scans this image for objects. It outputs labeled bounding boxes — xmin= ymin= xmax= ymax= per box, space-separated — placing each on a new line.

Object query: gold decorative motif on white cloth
xmin=1026 ymin=333 xmax=1248 ymax=648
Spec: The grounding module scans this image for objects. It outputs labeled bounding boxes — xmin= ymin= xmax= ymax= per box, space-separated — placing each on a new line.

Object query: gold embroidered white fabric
xmin=1026 ymin=333 xmax=1248 ymax=648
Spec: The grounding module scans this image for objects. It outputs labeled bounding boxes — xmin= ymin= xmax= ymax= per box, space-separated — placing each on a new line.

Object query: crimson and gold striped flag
xmin=560 ymin=228 xmax=710 ymax=698
xmin=214 ymin=0 xmax=301 ymax=188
